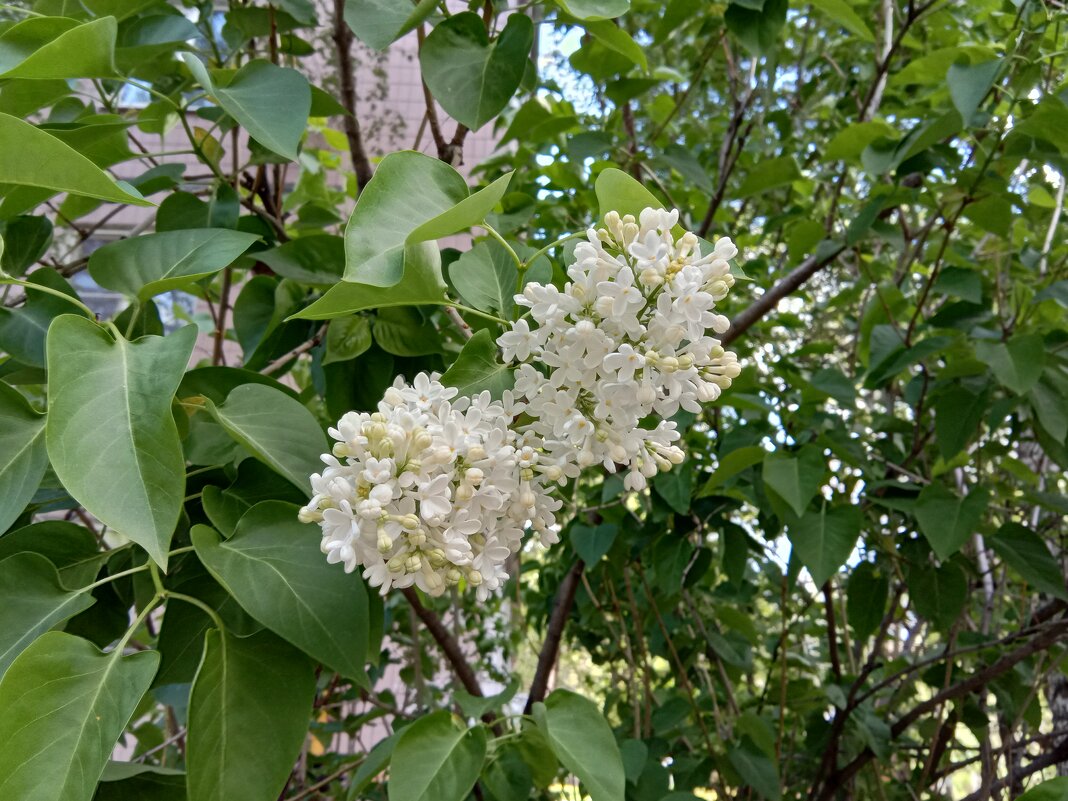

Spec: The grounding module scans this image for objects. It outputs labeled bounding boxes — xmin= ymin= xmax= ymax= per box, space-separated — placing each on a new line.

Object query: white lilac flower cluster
xmin=298 ymin=374 xmax=563 ymax=599
xmin=497 ymin=207 xmax=742 ymax=492
xmin=302 ymin=208 xmax=741 ymax=598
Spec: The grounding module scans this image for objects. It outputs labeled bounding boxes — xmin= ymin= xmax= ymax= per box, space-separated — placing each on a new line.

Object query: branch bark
xmin=401 ymin=587 xmax=485 ymax=699
xmin=332 ymin=0 xmax=374 ymax=190
xmin=524 ymin=559 xmax=585 ymax=713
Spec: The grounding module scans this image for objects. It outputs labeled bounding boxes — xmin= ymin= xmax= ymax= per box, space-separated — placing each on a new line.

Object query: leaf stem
xmin=523 ymin=231 xmax=585 ymax=269
xmin=447 ymin=302 xmax=508 ymax=327
xmin=0 ymin=278 xmax=96 ymax=319
xmin=83 ymin=547 xmax=196 ymax=592
xmin=165 ymin=590 xmax=227 ymax=632
xmin=115 ymin=593 xmax=162 ymax=654
xmin=481 ymin=223 xmax=523 ymax=271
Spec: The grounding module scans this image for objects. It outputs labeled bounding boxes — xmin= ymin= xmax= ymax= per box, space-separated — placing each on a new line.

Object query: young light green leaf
xmin=87 ymin=229 xmax=259 ymax=302
xmin=0 ymin=631 xmax=159 ymax=801
xmin=990 ymin=522 xmax=1068 ymax=601
xmin=183 ymin=56 xmax=311 ymax=161
xmin=440 ymin=329 xmax=514 ymax=399
xmin=535 ymin=689 xmax=625 ymax=801
xmin=0 ymin=552 xmax=95 ymax=678
xmin=420 ymin=13 xmax=534 ymax=130
xmin=0 ymin=113 xmax=149 ymax=205
xmin=583 ymin=20 xmax=647 ymax=70
xmin=205 ymin=383 xmax=327 ymax=494
xmin=292 ymin=242 xmax=447 ymax=319
xmin=191 ymin=504 xmax=370 ymax=683
xmin=0 ymin=382 xmax=47 ymax=534
xmin=556 ymin=0 xmax=630 ymax=20
xmin=787 ymin=503 xmax=862 ymax=587
xmin=595 ymin=168 xmax=680 ymax=233
xmin=697 ymin=445 xmax=766 ymax=496
xmin=914 ymin=483 xmax=990 ymax=561
xmin=0 ymin=16 xmax=117 ymax=79
xmin=46 ymin=316 xmax=196 ymax=570
xmin=343 ymin=151 xmax=507 ymax=286
xmin=388 ymin=711 xmax=488 ymax=801
xmin=807 ymin=0 xmax=873 ymax=42
xmin=186 ymin=629 xmax=316 ymax=801
xmin=343 ymin=0 xmax=438 ymax=50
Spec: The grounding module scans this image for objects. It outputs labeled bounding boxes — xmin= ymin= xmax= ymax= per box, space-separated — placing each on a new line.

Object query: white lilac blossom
xmin=298 ymin=374 xmax=563 ymax=600
xmin=498 ymin=207 xmax=742 ymax=492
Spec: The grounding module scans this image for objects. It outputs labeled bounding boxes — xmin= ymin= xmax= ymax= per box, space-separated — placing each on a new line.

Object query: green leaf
xmin=0 ymin=631 xmax=158 ymax=801
xmin=449 ymin=239 xmax=549 ymax=317
xmin=595 ymin=168 xmax=683 ymax=236
xmin=724 ymin=0 xmax=787 ymax=56
xmin=1016 ymin=778 xmax=1068 ymax=801
xmin=914 ymin=483 xmax=990 ymax=561
xmin=388 ymin=711 xmax=487 ymax=801
xmin=846 ymin=562 xmax=889 ymax=641
xmin=975 ymin=334 xmax=1045 ymax=395
xmin=570 ymin=521 xmax=618 ymax=564
xmin=323 ymin=316 xmax=372 ymax=365
xmin=440 ymin=329 xmax=514 ymax=399
xmin=255 ymin=234 xmax=344 ymax=285
xmin=727 ymin=741 xmax=781 ymax=801
xmin=373 ymin=306 xmax=443 ymax=357
xmin=535 ymin=689 xmax=625 ymax=801
xmin=293 ymin=242 xmax=447 ymax=319
xmin=187 ymin=628 xmax=316 ymax=801
xmin=934 ymin=384 xmax=989 ymax=459
xmin=46 ymin=316 xmax=196 ymax=569
xmin=736 ymin=156 xmax=800 ymax=198
xmin=0 ymin=113 xmax=148 ymax=205
xmin=343 ymin=0 xmax=438 ymax=50
xmin=183 ymin=56 xmax=311 ymax=161
xmin=0 ymin=16 xmax=116 ymax=79
xmin=762 ymin=446 xmax=825 ymax=518
xmin=191 ymin=504 xmax=370 ymax=682
xmin=698 ymin=445 xmax=766 ymax=495
xmin=88 ymin=229 xmax=259 ymax=302
xmin=95 ymin=763 xmax=185 ymax=801
xmin=0 ymin=552 xmax=95 ymax=678
xmin=0 ymin=214 xmax=53 ymax=275
xmin=556 ymin=0 xmax=630 ymax=19
xmin=787 ymin=503 xmax=862 ymax=587
xmin=0 ymin=521 xmax=103 ymax=590
xmin=989 ymin=523 xmax=1067 ymax=601
xmin=342 ymin=151 xmax=504 ymax=286
xmin=0 ymin=382 xmax=47 ymax=534
xmin=808 ymin=367 xmax=856 ymax=405
xmin=947 ymin=58 xmax=1001 ymax=125
xmin=654 ymin=458 xmax=694 ymax=514
xmin=823 ymin=121 xmax=898 ymax=162
xmin=908 ymin=562 xmax=966 ymax=630
xmin=420 ymin=12 xmax=535 ymax=130
xmin=583 ymin=20 xmax=647 ymax=70
xmin=807 ymin=0 xmax=873 ymax=41
xmin=205 ymin=383 xmax=326 ymax=494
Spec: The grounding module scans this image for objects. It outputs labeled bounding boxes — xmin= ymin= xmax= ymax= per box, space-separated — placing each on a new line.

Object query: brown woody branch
xmin=401 ymin=587 xmax=485 ymax=699
xmin=524 ymin=560 xmax=585 ymax=713
xmin=331 ymin=0 xmax=374 ymax=190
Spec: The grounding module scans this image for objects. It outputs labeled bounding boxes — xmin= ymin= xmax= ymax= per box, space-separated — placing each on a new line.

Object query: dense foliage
xmin=0 ymin=0 xmax=1067 ymax=800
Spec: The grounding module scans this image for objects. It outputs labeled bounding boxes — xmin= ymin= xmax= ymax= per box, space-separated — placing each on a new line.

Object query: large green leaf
xmin=761 ymin=446 xmax=825 ymax=518
xmin=388 ymin=711 xmax=488 ymax=801
xmin=343 ymin=0 xmax=438 ymax=50
xmin=46 ymin=316 xmax=196 ymax=569
xmin=342 ymin=151 xmax=509 ymax=286
xmin=0 ymin=521 xmax=103 ymax=590
xmin=990 ymin=522 xmax=1067 ymax=601
xmin=908 ymin=562 xmax=967 ymax=630
xmin=724 ymin=0 xmax=787 ymax=56
xmin=1015 ymin=778 xmax=1068 ymax=801
xmin=736 ymin=156 xmax=800 ymax=198
xmin=0 ymin=631 xmax=158 ymax=801
xmin=183 ymin=56 xmax=311 ymax=161
xmin=534 ymin=690 xmax=625 ymax=801
xmin=419 ymin=12 xmax=534 ymax=131
xmin=440 ymin=329 xmax=514 ymax=398
xmin=448 ymin=239 xmax=550 ymax=317
xmin=0 ymin=552 xmax=95 ymax=678
xmin=0 ymin=16 xmax=116 ymax=79
xmin=88 ymin=229 xmax=259 ymax=302
xmin=914 ymin=483 xmax=990 ymax=561
xmin=947 ymin=58 xmax=1001 ymax=125
xmin=95 ymin=763 xmax=185 ymax=801
xmin=205 ymin=383 xmax=326 ymax=493
xmin=186 ymin=628 xmax=316 ymax=801
xmin=728 ymin=741 xmax=781 ymax=801
xmin=190 ymin=504 xmax=370 ymax=682
xmin=292 ymin=242 xmax=447 ymax=319
xmin=846 ymin=562 xmax=889 ymax=641
xmin=254 ymin=234 xmax=344 ymax=285
xmin=0 ymin=381 xmax=47 ymax=533
xmin=975 ymin=334 xmax=1045 ymax=395
xmin=0 ymin=113 xmax=148 ymax=206
xmin=557 ymin=0 xmax=630 ymax=20
xmin=787 ymin=504 xmax=862 ymax=587
xmin=934 ymin=383 xmax=990 ymax=459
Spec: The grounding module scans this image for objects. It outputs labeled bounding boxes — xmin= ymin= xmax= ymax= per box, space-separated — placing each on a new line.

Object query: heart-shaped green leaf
xmin=419 ymin=12 xmax=534 ymax=131
xmin=388 ymin=711 xmax=488 ymax=801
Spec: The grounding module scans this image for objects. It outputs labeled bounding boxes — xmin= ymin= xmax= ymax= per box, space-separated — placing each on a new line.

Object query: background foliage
xmin=0 ymin=0 xmax=1067 ymax=800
